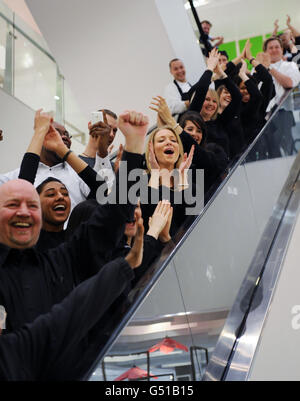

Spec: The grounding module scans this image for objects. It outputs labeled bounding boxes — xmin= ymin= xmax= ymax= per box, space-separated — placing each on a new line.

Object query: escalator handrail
xmin=83 ymin=88 xmax=293 ymax=380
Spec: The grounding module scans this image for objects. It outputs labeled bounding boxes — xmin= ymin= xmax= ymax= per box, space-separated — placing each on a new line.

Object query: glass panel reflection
xmin=89 ymin=262 xmax=195 ymax=382
xmin=172 ymin=163 xmax=259 ymax=379
xmin=14 ymin=29 xmax=57 ymax=112
xmin=243 ymin=90 xmax=300 ymax=238
xmin=0 ymin=14 xmax=13 ymax=92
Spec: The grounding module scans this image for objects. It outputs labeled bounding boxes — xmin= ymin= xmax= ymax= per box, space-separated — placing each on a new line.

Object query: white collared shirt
xmin=267 ymin=59 xmax=300 ymax=111
xmin=164 ymin=80 xmax=192 ymax=115
xmin=0 ymin=162 xmax=90 ymax=211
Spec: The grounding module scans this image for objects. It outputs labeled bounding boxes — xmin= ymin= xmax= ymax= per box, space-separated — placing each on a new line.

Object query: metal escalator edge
xmin=204 ymin=139 xmax=300 ymax=381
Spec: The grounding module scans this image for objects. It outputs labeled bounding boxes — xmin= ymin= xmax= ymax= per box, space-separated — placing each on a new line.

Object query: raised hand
xmin=158 ymin=203 xmax=173 ymax=243
xmin=256 ymin=52 xmax=271 ymax=68
xmin=148 ymin=140 xmax=160 ymax=171
xmin=179 ymin=145 xmax=194 ymax=173
xmin=273 ymin=19 xmax=279 ymax=35
xmin=178 ymin=145 xmax=194 ymax=189
xmin=241 ymin=39 xmax=252 ymax=61
xmin=88 ymin=112 xmax=112 ymax=158
xmin=207 ymin=48 xmax=220 ymax=72
xmin=287 ymin=15 xmax=291 ymax=27
xmin=147 ymin=200 xmax=172 ymax=240
xmin=149 ymin=96 xmax=175 ymax=127
xmin=34 ymin=109 xmax=53 ymax=137
xmin=239 ymin=59 xmax=249 ymax=75
xmin=43 ymin=124 xmax=66 ymax=154
xmin=125 ymin=214 xmax=144 ymax=269
xmin=118 ymin=110 xmax=149 ymax=154
xmin=213 ymin=58 xmax=227 ymax=79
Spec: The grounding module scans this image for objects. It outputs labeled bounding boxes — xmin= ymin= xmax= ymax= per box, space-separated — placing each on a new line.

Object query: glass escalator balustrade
xmin=0 ymin=2 xmax=87 ymax=148
xmin=86 ymin=88 xmax=300 ymax=382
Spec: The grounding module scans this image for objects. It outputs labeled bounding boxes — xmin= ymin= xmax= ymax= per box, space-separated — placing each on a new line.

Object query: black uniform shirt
xmin=0 ymin=151 xmax=144 ymax=333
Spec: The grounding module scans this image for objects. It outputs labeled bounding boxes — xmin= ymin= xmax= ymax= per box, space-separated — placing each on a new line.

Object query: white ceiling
xmin=25 ymin=0 xmax=177 ymax=132
xmin=185 ymin=0 xmax=300 ymax=42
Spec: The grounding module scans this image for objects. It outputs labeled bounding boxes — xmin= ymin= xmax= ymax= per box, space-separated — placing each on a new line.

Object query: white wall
xmin=0 ymin=89 xmax=35 ymax=173
xmin=0 ymin=88 xmax=84 ymax=173
xmin=155 ymin=0 xmax=206 ymax=83
xmin=249 ymin=207 xmax=300 ymax=381
xmin=25 ymin=0 xmax=183 ymax=130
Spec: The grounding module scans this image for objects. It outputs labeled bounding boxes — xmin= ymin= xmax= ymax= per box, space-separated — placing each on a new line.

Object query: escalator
xmin=83 ymin=87 xmax=300 ymax=381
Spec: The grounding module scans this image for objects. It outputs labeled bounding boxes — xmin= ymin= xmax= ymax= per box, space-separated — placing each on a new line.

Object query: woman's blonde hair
xmin=145 ymin=125 xmax=184 ymax=173
xmin=202 ymin=89 xmax=219 ymax=121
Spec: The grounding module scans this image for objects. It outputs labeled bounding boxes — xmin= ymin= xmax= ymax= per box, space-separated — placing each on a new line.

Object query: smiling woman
xmin=36 ymin=177 xmax=71 ymax=232
xmin=145 ymin=126 xmax=184 ymax=175
xmin=141 ymin=126 xmax=195 ymax=236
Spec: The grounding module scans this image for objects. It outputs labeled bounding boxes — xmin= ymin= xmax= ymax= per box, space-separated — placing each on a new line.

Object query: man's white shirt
xmin=164 ymin=80 xmax=191 ymax=115
xmin=267 ymin=59 xmax=300 ymax=111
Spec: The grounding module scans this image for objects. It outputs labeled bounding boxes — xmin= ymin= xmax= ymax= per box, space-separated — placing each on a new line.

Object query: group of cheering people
xmin=0 ymin=25 xmax=300 ymax=380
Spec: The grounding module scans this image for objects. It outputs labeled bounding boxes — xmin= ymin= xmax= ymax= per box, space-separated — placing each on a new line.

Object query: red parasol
xmin=148 ymin=337 xmax=188 ymax=354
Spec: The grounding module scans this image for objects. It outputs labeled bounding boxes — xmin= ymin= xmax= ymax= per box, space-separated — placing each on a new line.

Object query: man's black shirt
xmin=0 ymin=151 xmax=144 ymax=332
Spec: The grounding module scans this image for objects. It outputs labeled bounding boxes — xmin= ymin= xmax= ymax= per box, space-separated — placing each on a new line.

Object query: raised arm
xmin=18 ymin=110 xmax=53 ymax=183
xmin=244 ymin=42 xmax=275 ymax=114
xmin=51 ymin=111 xmax=149 ymax=283
xmin=0 ymin=231 xmax=146 ymax=380
xmin=239 ymin=59 xmax=263 ymax=111
xmin=150 ymin=95 xmax=183 ymax=136
xmin=189 ymin=48 xmax=220 ymax=112
xmin=42 ymin=123 xmax=102 ymax=197
xmin=270 ymin=67 xmax=293 ymax=88
xmin=216 ymin=61 xmax=242 ymax=121
xmin=287 ymin=15 xmax=300 ymax=39
xmin=272 ymin=19 xmax=279 ymax=37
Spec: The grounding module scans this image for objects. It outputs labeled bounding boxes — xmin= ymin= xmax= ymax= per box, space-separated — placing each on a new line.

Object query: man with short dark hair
xmin=200 ymin=20 xmax=224 ymax=57
xmin=263 ymin=36 xmax=300 ymax=110
xmin=262 ymin=36 xmax=300 ymax=157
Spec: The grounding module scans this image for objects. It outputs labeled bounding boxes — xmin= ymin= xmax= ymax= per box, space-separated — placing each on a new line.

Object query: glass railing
xmin=83 ymin=88 xmax=300 ymax=382
xmin=0 ymin=0 xmax=87 ymax=146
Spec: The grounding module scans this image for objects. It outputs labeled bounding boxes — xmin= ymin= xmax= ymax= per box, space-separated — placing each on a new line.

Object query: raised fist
xmin=118 ymin=111 xmax=149 ymax=154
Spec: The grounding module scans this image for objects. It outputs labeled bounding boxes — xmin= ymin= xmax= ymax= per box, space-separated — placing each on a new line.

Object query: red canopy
xmin=148 ymin=337 xmax=188 ymax=354
xmin=114 ymin=366 xmax=157 ymax=381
